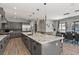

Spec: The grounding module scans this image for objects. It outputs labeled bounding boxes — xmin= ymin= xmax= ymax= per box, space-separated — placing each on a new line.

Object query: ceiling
xmin=0 ymin=3 xmax=79 ymax=20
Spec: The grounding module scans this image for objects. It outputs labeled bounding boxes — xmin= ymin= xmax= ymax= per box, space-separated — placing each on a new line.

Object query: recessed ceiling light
xmin=37 ymin=9 xmax=39 ymax=11
xmin=13 ymin=7 xmax=16 ymax=9
xmin=44 ymin=3 xmax=46 ymax=5
xmin=14 ymin=12 xmax=16 ymax=15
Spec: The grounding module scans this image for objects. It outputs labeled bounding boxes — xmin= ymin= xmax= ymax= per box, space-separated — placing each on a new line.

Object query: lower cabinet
xmin=9 ymin=32 xmax=22 ymax=39
xmin=22 ymin=34 xmax=27 ymax=45
xmin=31 ymin=40 xmax=41 ymax=55
xmin=31 ymin=40 xmax=63 ymax=55
xmin=3 ymin=37 xmax=9 ymax=50
xmin=22 ymin=35 xmax=63 ymax=55
xmin=0 ymin=36 xmax=9 ymax=55
xmin=0 ymin=40 xmax=4 ymax=55
xmin=26 ymin=37 xmax=32 ymax=53
xmin=22 ymin=35 xmax=41 ymax=55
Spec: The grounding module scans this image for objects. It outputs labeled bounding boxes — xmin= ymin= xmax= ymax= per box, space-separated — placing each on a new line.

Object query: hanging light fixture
xmin=64 ymin=13 xmax=70 ymax=15
xmin=37 ymin=9 xmax=39 ymax=11
xmin=36 ymin=9 xmax=40 ymax=20
xmin=43 ymin=3 xmax=47 ymax=21
xmin=74 ymin=10 xmax=79 ymax=12
xmin=44 ymin=3 xmax=46 ymax=5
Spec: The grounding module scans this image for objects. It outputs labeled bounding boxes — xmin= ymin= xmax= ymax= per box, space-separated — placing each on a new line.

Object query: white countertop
xmin=22 ymin=32 xmax=64 ymax=44
xmin=0 ymin=35 xmax=7 ymax=41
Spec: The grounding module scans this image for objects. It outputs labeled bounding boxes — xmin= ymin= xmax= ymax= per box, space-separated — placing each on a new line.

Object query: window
xmin=75 ymin=22 xmax=79 ymax=33
xmin=59 ymin=23 xmax=66 ymax=33
xmin=66 ymin=22 xmax=74 ymax=32
xmin=22 ymin=24 xmax=31 ymax=32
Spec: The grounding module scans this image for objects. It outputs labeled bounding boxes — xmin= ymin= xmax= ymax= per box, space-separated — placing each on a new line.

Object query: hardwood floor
xmin=4 ymin=37 xmax=31 ymax=55
xmin=63 ymin=43 xmax=79 ymax=55
xmin=3 ymin=37 xmax=79 ymax=55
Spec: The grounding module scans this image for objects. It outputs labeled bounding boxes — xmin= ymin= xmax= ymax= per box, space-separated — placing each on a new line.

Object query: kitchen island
xmin=22 ymin=32 xmax=64 ymax=55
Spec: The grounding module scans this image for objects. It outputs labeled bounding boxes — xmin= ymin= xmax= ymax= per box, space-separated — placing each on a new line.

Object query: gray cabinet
xmin=0 ymin=40 xmax=4 ymax=54
xmin=22 ymin=34 xmax=63 ymax=55
xmin=31 ymin=40 xmax=41 ymax=55
xmin=0 ymin=35 xmax=9 ymax=55
xmin=22 ymin=35 xmax=32 ymax=53
xmin=22 ymin=35 xmax=26 ymax=45
xmin=3 ymin=36 xmax=9 ymax=50
xmin=22 ymin=35 xmax=41 ymax=55
xmin=9 ymin=31 xmax=21 ymax=38
xmin=26 ymin=37 xmax=32 ymax=53
xmin=31 ymin=40 xmax=62 ymax=55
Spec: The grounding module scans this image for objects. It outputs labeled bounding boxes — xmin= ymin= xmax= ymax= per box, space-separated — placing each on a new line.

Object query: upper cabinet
xmin=0 ymin=7 xmax=7 ymax=23
xmin=0 ymin=7 xmax=5 ymax=16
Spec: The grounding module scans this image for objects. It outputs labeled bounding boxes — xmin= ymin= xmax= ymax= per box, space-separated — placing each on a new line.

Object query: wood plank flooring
xmin=4 ymin=37 xmax=31 ymax=55
xmin=63 ymin=43 xmax=79 ymax=55
xmin=3 ymin=37 xmax=79 ymax=55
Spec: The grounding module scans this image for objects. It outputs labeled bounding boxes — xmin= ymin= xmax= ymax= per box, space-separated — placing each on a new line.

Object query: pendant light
xmin=43 ymin=3 xmax=47 ymax=21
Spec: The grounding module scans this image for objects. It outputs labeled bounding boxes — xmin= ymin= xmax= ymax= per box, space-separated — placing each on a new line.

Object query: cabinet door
xmin=27 ymin=38 xmax=32 ymax=53
xmin=0 ymin=42 xmax=3 ymax=50
xmin=25 ymin=37 xmax=28 ymax=45
xmin=3 ymin=39 xmax=6 ymax=47
xmin=22 ymin=35 xmax=26 ymax=45
xmin=35 ymin=42 xmax=41 ymax=55
xmin=24 ymin=36 xmax=29 ymax=50
xmin=0 ymin=41 xmax=4 ymax=54
xmin=3 ymin=37 xmax=8 ymax=49
xmin=31 ymin=40 xmax=41 ymax=55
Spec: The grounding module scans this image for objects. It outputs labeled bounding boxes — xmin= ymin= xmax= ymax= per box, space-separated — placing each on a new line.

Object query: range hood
xmin=0 ymin=15 xmax=7 ymax=23
xmin=0 ymin=19 xmax=7 ymax=23
xmin=0 ymin=7 xmax=7 ymax=23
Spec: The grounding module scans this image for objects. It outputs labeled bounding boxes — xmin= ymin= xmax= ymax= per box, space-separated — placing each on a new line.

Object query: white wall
xmin=46 ymin=20 xmax=54 ymax=32
xmin=37 ymin=20 xmax=57 ymax=33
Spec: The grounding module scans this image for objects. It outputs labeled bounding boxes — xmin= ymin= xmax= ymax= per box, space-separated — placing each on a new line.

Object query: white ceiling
xmin=0 ymin=3 xmax=79 ymax=20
